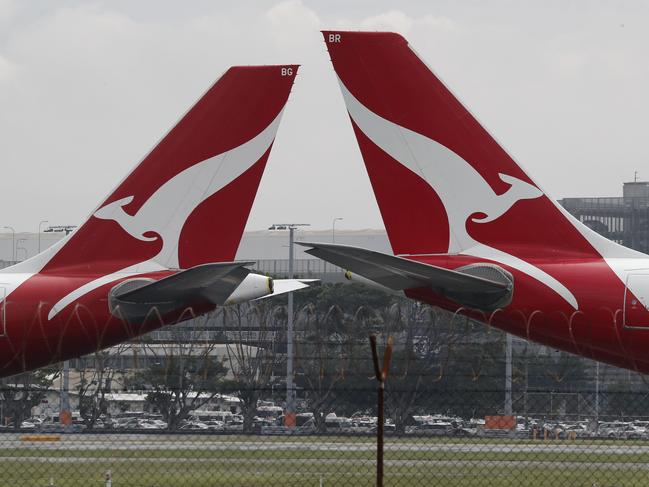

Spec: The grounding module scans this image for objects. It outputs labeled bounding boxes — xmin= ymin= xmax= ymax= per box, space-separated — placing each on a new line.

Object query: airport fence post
xmin=369 ymin=334 xmax=393 ymax=487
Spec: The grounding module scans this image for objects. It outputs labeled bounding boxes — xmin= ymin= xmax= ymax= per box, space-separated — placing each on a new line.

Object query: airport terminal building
xmin=560 ymin=181 xmax=649 ymax=254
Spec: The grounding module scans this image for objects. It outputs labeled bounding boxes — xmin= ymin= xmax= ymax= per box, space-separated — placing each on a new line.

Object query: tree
xmin=382 ymin=301 xmax=439 ymax=433
xmin=512 ymin=344 xmax=591 ymax=420
xmin=77 ymin=347 xmax=125 ymax=430
xmin=294 ymin=303 xmax=350 ymax=432
xmin=604 ymin=379 xmax=649 ymax=419
xmin=292 ymin=283 xmax=390 ymax=313
xmin=127 ymin=316 xmax=228 ymax=430
xmin=222 ymin=302 xmax=284 ymax=433
xmin=1 ymin=368 xmax=59 ymax=429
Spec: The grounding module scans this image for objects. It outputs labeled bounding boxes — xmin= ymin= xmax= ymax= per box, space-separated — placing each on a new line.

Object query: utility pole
xmin=369 ymin=334 xmax=393 ymax=487
xmin=60 ymin=359 xmax=71 ymax=428
xmin=0 ymin=377 xmax=4 ymax=426
xmin=3 ymin=226 xmax=15 ymax=262
xmin=505 ymin=333 xmax=513 ymax=416
xmin=16 ymin=238 xmax=27 ymax=261
xmin=55 ymin=225 xmax=76 ymax=429
xmin=332 ymin=217 xmax=343 ymax=243
xmin=595 ymin=360 xmax=600 ymax=431
xmin=287 ymin=226 xmax=295 ymax=426
xmin=38 ymin=220 xmax=49 ymax=253
xmin=268 ymin=223 xmax=310 ymax=427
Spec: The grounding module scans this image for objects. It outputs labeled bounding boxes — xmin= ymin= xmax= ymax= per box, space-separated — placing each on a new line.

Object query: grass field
xmin=1 ymin=435 xmax=649 ymax=486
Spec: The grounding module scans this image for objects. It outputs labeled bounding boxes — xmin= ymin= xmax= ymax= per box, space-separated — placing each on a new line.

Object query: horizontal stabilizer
xmin=110 ymin=262 xmax=253 ymax=322
xmin=297 ymin=242 xmax=512 ymax=310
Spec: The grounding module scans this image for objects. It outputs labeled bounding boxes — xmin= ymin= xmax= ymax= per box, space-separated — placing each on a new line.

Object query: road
xmin=2 ymin=432 xmax=649 ymax=455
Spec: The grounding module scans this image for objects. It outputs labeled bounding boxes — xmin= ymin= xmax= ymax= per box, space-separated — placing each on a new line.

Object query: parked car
xmin=412 ymin=422 xmax=454 ymax=436
xmin=20 ymin=418 xmax=41 ymax=429
xmin=324 ymin=416 xmax=353 ymax=433
xmin=115 ymin=418 xmax=141 ymax=429
xmin=453 ymin=425 xmax=477 ymax=437
xmin=598 ymin=421 xmax=630 ymax=438
xmin=618 ymin=424 xmax=647 ymax=440
xmin=560 ymin=423 xmax=590 ymax=439
xmin=137 ymin=419 xmax=166 ymax=430
xmin=224 ymin=419 xmax=244 ymax=433
xmin=369 ymin=423 xmax=396 ymax=435
xmin=179 ymin=421 xmax=209 ymax=431
xmin=203 ymin=420 xmax=225 ymax=432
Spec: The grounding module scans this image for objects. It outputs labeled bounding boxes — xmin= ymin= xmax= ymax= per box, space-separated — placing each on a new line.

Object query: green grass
xmin=2 ymin=447 xmax=649 ymax=464
xmin=0 ymin=461 xmax=647 ymax=487
xmin=2 ymin=438 xmax=649 ymax=486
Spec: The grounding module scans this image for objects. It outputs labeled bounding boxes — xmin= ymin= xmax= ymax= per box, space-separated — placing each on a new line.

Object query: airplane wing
xmin=110 ymin=262 xmax=253 ymax=322
xmin=297 ymin=242 xmax=512 ymax=311
xmin=118 ymin=262 xmax=253 ymax=304
xmin=111 ymin=264 xmax=320 ymax=322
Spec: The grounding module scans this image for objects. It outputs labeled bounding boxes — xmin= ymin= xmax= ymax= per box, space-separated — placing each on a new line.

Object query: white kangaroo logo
xmin=48 ymin=110 xmax=284 ymax=320
xmin=94 ymin=111 xmax=283 ymax=269
xmin=339 ymin=78 xmax=578 ymax=309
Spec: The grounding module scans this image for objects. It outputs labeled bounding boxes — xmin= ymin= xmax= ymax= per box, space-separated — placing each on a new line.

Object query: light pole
xmin=3 ymin=227 xmax=14 ymax=262
xmin=43 ymin=225 xmax=77 ymax=428
xmin=0 ymin=225 xmax=8 ymax=417
xmin=332 ymin=217 xmax=343 ymax=243
xmin=268 ymin=223 xmax=310 ymax=427
xmin=595 ymin=360 xmax=600 ymax=431
xmin=505 ymin=333 xmax=512 ymax=417
xmin=38 ymin=220 xmax=49 ymax=253
xmin=16 ymin=238 xmax=27 ymax=261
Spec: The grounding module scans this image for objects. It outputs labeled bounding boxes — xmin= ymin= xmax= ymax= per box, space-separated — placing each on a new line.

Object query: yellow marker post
xmin=20 ymin=435 xmax=61 ymax=442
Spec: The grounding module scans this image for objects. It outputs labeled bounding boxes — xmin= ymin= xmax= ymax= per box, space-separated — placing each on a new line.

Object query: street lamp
xmin=268 ymin=222 xmax=310 ymax=427
xmin=505 ymin=333 xmax=512 ymax=417
xmin=3 ymin=227 xmax=14 ymax=262
xmin=38 ymin=220 xmax=49 ymax=253
xmin=595 ymin=361 xmax=600 ymax=432
xmin=41 ymin=223 xmax=78 ymax=427
xmin=332 ymin=217 xmax=343 ymax=243
xmin=16 ymin=238 xmax=27 ymax=261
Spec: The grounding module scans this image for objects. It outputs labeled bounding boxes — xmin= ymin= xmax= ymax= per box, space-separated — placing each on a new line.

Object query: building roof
xmin=0 ymin=229 xmax=391 ymax=262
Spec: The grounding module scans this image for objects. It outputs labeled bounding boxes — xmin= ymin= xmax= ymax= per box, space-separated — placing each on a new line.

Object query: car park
xmin=18 ymin=408 xmax=649 ymax=440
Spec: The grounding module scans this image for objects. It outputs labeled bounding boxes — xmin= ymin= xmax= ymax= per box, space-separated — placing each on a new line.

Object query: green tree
xmin=294 ymin=303 xmax=350 ymax=432
xmin=127 ymin=319 xmax=228 ymax=430
xmin=1 ymin=367 xmax=59 ymax=429
xmin=603 ymin=380 xmax=649 ymax=419
xmin=382 ymin=301 xmax=463 ymax=432
xmin=77 ymin=346 xmax=127 ymax=430
xmin=222 ymin=302 xmax=284 ymax=433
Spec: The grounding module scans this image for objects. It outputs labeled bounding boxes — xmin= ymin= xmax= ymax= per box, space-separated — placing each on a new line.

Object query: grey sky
xmin=0 ymin=1 xmax=647 ymax=233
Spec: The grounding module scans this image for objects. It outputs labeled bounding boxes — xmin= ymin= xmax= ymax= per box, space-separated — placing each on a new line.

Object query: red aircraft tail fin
xmin=322 ymin=31 xmax=634 ymax=261
xmin=31 ymin=65 xmax=299 ymax=275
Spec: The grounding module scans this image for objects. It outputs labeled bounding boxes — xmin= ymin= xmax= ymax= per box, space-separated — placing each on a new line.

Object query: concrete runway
xmin=1 ymin=432 xmax=648 ymax=455
xmin=1 ymin=455 xmax=649 ymax=472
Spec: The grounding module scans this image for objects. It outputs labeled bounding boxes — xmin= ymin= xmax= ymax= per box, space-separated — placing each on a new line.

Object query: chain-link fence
xmin=1 ymin=284 xmax=648 ymax=486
